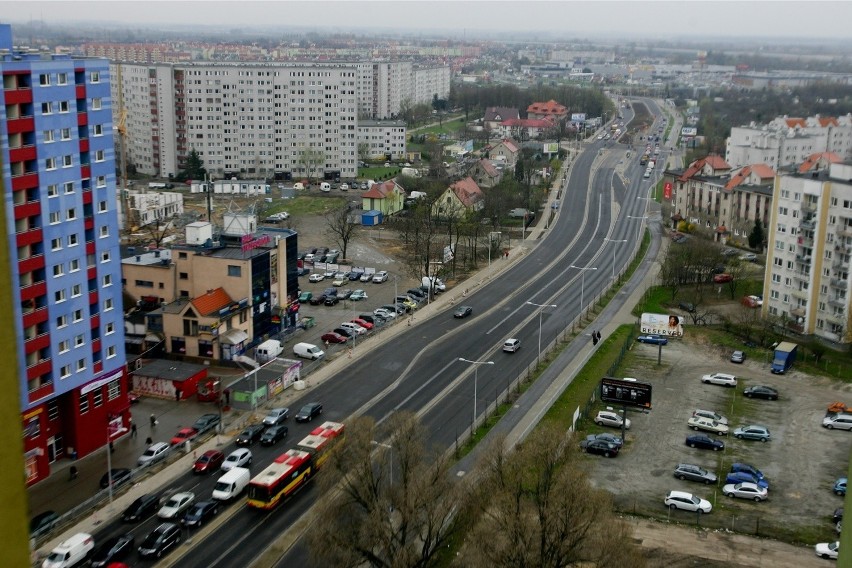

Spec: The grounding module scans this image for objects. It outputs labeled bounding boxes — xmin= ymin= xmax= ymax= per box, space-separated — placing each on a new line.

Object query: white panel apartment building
xmin=725 ymin=114 xmax=852 ymax=170
xmin=764 ymin=161 xmax=852 ymax=343
xmin=358 ymin=120 xmax=407 ymax=160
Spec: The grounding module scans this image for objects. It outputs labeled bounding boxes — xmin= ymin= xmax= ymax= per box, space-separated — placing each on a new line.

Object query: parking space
xmin=582 ymin=335 xmax=851 ymax=541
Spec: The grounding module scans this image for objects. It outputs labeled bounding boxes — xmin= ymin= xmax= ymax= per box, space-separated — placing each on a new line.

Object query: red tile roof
xmin=497 ymin=139 xmax=519 ymax=153
xmin=678 ymin=155 xmax=732 ymax=182
xmin=361 ymin=180 xmax=401 ymax=199
xmin=478 ymin=159 xmax=499 ymax=176
xmin=798 ymin=152 xmax=843 ymax=173
xmin=191 ymin=287 xmax=234 ymax=317
xmin=724 ymin=163 xmax=776 ymax=191
xmin=450 ymin=177 xmax=483 ymax=208
xmin=526 ymin=99 xmax=568 ymax=117
xmin=818 ymin=117 xmax=839 ymax=127
xmin=785 ymin=118 xmax=807 ymax=128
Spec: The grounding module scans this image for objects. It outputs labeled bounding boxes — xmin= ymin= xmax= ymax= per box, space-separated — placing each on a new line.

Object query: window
xmin=179 ymin=272 xmax=188 ymax=280
xmin=99 ymin=226 xmax=109 ymax=238
xmin=90 ymin=71 xmax=100 ymax=83
xmin=58 ymin=101 xmax=69 ymax=113
xmin=64 ymin=182 xmax=74 ymax=194
xmin=57 ymin=72 xmax=67 ymax=85
xmin=103 ymin=274 xmax=112 ymax=286
xmin=92 ymin=388 xmax=101 ymax=406
xmin=60 ymin=128 xmax=71 ymax=140
xmin=96 ymin=175 xmax=106 ymax=187
xmin=92 ymin=97 xmax=102 ymax=110
xmin=39 ymin=74 xmax=50 ymax=86
xmin=62 ymin=155 xmax=73 ymax=167
xmin=75 ymin=334 xmax=85 ymax=347
xmin=107 ymin=379 xmax=120 ymax=400
xmin=71 ymin=284 xmax=81 ymax=297
xmin=45 ymin=157 xmax=56 ymax=170
xmin=47 ymin=184 xmax=58 ymax=197
xmin=41 ymin=102 xmax=52 ymax=115
xmin=101 ymin=252 xmax=111 ymax=263
xmin=78 ymin=392 xmax=88 ymax=413
xmin=106 ymin=345 xmax=116 ymax=359
xmin=103 ymin=298 xmax=114 ymax=311
xmin=54 ymin=289 xmax=66 ymax=303
xmin=98 ymin=200 xmax=108 ymax=213
xmin=47 ymin=401 xmax=59 ymax=422
xmin=58 ymin=340 xmax=70 ymax=354
xmin=62 ymin=365 xmax=72 ymax=379
xmin=76 ymin=359 xmax=86 ymax=372
xmin=227 ymin=265 xmax=242 ymax=277
xmin=68 ymin=234 xmax=78 ymax=247
xmin=56 ymin=315 xmax=67 ymax=328
xmin=93 ymin=124 xmax=103 ymax=136
xmin=66 ymin=208 xmax=77 ymax=221
xmin=51 ymin=238 xmax=62 ymax=251
xmin=53 ymin=264 xmax=64 ymax=277
xmin=69 ymin=258 xmax=79 ymax=272
xmin=73 ymin=309 xmax=83 ymax=322
xmin=44 ymin=130 xmax=54 ymax=143
xmin=105 ymin=322 xmax=115 ymax=335
xmin=95 ymin=149 xmax=105 ymax=162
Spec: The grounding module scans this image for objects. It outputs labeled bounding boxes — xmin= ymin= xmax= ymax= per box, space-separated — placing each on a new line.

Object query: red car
xmin=713 ymin=273 xmax=733 ymax=283
xmin=193 ymin=450 xmax=224 ymax=474
xmin=351 ymin=318 xmax=373 ymax=330
xmin=741 ymin=295 xmax=759 ymax=308
xmin=321 ymin=332 xmax=348 ymax=344
xmin=170 ymin=427 xmax=198 ymax=446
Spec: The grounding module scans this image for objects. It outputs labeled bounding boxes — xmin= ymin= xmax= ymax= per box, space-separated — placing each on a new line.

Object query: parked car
xmin=138 ymin=522 xmax=181 ymax=559
xmin=90 ymin=533 xmax=135 ymax=568
xmin=395 ymin=296 xmax=418 ymax=310
xmin=181 ymin=500 xmax=219 ymax=529
xmin=713 ymin=273 xmax=733 ymax=283
xmin=157 ymin=491 xmax=195 ymax=519
xmin=236 ymin=424 xmax=265 ymax=446
xmin=308 ymin=273 xmax=325 ymax=283
xmin=814 ymin=541 xmax=840 ymax=560
xmin=584 ymin=432 xmax=624 ymax=448
xmin=350 ymin=318 xmax=373 ymax=330
xmin=685 ymin=434 xmax=725 ymax=451
xmin=332 ymin=277 xmax=346 ymax=286
xmin=298 ymin=291 xmax=313 ymax=302
xmin=222 ymin=448 xmax=252 ymax=471
xmin=673 ymin=463 xmax=717 ymax=485
xmin=731 ymin=350 xmax=746 ymax=363
xmin=192 ymin=413 xmax=221 ymax=435
xmin=741 ymin=295 xmax=760 ymax=308
xmin=360 ymin=272 xmax=372 ymax=282
xmin=664 ymin=490 xmax=712 ymax=513
xmin=579 ymin=438 xmax=619 ymax=457
xmin=350 ymin=289 xmax=368 ymax=301
xmin=29 ymin=510 xmax=59 ymax=538
xmin=823 ymin=413 xmax=852 ymax=430
xmin=333 ymin=326 xmax=354 ymax=339
xmin=594 ymin=410 xmax=630 ymax=429
xmin=637 ymin=334 xmax=667 ymax=345
xmin=372 ymin=270 xmax=389 ymax=283
xmin=121 ymin=494 xmax=160 ymax=522
xmin=100 ymin=468 xmax=132 ymax=489
xmin=261 ymin=424 xmax=289 ymax=446
xmin=138 ymin=442 xmax=171 ymax=467
xmin=357 ymin=314 xmax=380 ymax=325
xmin=262 ymin=407 xmax=289 ymax=427
xmin=740 ymin=253 xmax=757 ymax=262
xmin=321 ymin=332 xmax=348 ymax=344
xmin=295 ymin=402 xmax=323 ymax=422
xmin=726 ymin=470 xmax=769 ymax=489
xmin=743 ymin=385 xmax=779 ymax=400
xmin=687 ymin=416 xmax=729 ymax=435
xmin=373 ymin=308 xmax=396 ymax=320
xmin=722 ymin=482 xmax=768 ymax=502
xmin=309 ymin=294 xmax=325 ymax=305
xmin=731 ymin=463 xmax=765 ymax=481
xmin=733 ymin=424 xmax=771 ymax=442
xmin=349 ymin=270 xmax=363 ymax=281
xmin=834 ymin=477 xmax=847 ymax=496
xmin=170 ymin=427 xmax=198 ymax=446
xmin=678 ymin=302 xmax=695 ymax=313
xmin=693 ymin=409 xmax=728 ymax=425
xmin=339 ymin=322 xmax=367 ymax=336
xmin=193 ymin=450 xmax=225 ymax=474
xmin=701 ymin=372 xmax=737 ymax=387
xmin=454 ymin=305 xmax=473 ymax=318
xmin=407 ymin=288 xmax=427 ymax=300
xmin=324 ymin=295 xmax=340 ymax=306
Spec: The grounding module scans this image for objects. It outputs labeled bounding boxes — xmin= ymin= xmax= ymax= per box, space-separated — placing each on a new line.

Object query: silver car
xmin=723 ymin=482 xmax=768 ymax=501
xmin=594 ymin=410 xmax=631 ymax=430
xmin=138 ymin=442 xmax=171 ymax=467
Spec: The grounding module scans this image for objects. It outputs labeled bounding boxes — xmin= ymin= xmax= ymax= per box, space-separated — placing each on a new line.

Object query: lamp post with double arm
xmin=457 ymin=358 xmax=494 ymax=427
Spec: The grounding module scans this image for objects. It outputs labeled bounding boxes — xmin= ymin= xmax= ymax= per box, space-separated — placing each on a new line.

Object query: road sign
xmin=600 ymin=377 xmax=652 ymax=409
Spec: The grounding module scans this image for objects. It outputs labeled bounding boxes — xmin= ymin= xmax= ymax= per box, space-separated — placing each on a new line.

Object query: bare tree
xmin=462 ymin=424 xmax=645 ymax=568
xmin=297 ymin=148 xmax=326 ymax=185
xmin=324 ymin=205 xmax=359 ymax=261
xmin=307 ymin=413 xmax=460 ymax=568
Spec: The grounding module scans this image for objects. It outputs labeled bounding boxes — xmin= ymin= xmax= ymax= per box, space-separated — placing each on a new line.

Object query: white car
xmin=137 ymin=442 xmax=171 ymax=467
xmin=687 ymin=416 xmax=729 ymax=435
xmin=701 ymin=372 xmax=737 ymax=387
xmin=664 ymin=490 xmax=712 ymax=513
xmin=332 ymin=278 xmax=346 ymax=287
xmin=594 ymin=410 xmax=630 ymax=430
xmin=360 ymin=273 xmax=372 ymax=282
xmin=723 ymin=481 xmax=768 ymax=502
xmin=693 ymin=409 xmax=728 ymax=425
xmin=815 ymin=541 xmax=840 ymax=560
xmin=339 ymin=183 xmax=349 ymax=191
xmin=372 ymin=271 xmax=389 ymax=283
xmin=374 ymin=308 xmax=396 ymax=320
xmin=158 ymin=491 xmax=195 ymax=519
xmin=308 ymin=273 xmax=324 ymax=283
xmin=339 ymin=322 xmax=366 ymax=336
xmin=221 ymin=448 xmax=252 ymax=471
xmin=502 ymin=338 xmax=520 ymax=353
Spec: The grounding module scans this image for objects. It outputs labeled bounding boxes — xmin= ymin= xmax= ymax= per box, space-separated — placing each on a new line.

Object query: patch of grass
xmin=275 ymin=195 xmax=348 ymax=216
xmin=359 ymin=166 xmax=399 ymax=180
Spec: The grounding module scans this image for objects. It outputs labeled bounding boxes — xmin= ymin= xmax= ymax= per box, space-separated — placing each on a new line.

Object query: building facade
xmin=0 ymin=25 xmax=129 ymax=485
xmin=357 ymin=120 xmax=407 ymax=160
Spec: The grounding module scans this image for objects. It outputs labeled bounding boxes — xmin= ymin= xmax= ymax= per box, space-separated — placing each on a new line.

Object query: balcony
xmin=76 ymin=112 xmax=88 ymax=126
xmin=25 ymin=358 xmax=52 ymax=382
xmin=9 ymin=144 xmax=37 ymax=163
xmin=831 ymin=278 xmax=848 ymax=290
xmin=3 ymin=87 xmax=32 ymax=105
xmin=24 ymin=332 xmax=51 ymax=355
xmin=791 ymin=288 xmax=809 ymax=301
xmin=27 ymin=381 xmax=54 ymax=404
xmin=795 ymin=255 xmax=812 ymax=265
xmin=75 ymin=84 xmax=86 ymax=99
xmin=22 ymin=305 xmax=48 ymax=328
xmin=11 ymin=171 xmax=38 ymax=192
xmin=790 ymin=306 xmax=806 ymax=318
xmin=5 ymin=115 xmax=34 ymax=135
xmin=17 ymin=253 xmax=45 ymax=275
xmin=13 ymin=200 xmax=40 ymax=221
xmin=19 ymin=279 xmax=46 ymax=302
xmin=15 ymin=226 xmax=42 ymax=248
xmin=828 ymin=297 xmax=847 ymax=309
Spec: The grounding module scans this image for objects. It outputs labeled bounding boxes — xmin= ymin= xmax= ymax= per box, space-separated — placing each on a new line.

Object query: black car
xmin=181 ymin=500 xmax=219 ymax=529
xmin=584 ymin=432 xmax=624 ymax=449
xmin=121 ymin=493 xmax=160 ymax=522
xmin=309 ymin=295 xmax=325 ymax=306
xmin=138 ymin=522 xmax=181 ymax=559
xmin=337 ymin=289 xmax=353 ymax=300
xmin=673 ymin=463 xmax=717 ymax=484
xmin=407 ymin=288 xmax=426 ymax=300
xmin=90 ymin=533 xmax=135 ymax=568
xmin=678 ymin=302 xmax=695 ymax=313
xmin=29 ymin=510 xmax=59 ymax=538
xmin=333 ymin=327 xmax=354 ymax=338
xmin=357 ymin=314 xmax=379 ymax=325
xmin=99 ymin=468 xmax=132 ymax=489
xmin=260 ymin=424 xmax=289 ymax=446
xmin=192 ymin=413 xmax=221 ymax=435
xmin=743 ymin=385 xmax=779 ymax=400
xmin=349 ymin=271 xmax=364 ymax=281
xmin=454 ymin=305 xmax=473 ymax=318
xmin=295 ymin=402 xmax=323 ymax=422
xmin=685 ymin=434 xmax=725 ymax=451
xmin=834 ymin=507 xmax=844 ymax=524
xmin=324 ymin=295 xmax=339 ymax=306
xmin=579 ymin=438 xmax=619 ymax=457
xmin=235 ymin=423 xmax=265 ymax=446
xmin=296 ymin=267 xmax=310 ymax=276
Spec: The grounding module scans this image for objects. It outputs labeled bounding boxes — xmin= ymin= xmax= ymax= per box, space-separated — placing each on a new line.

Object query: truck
xmin=148 ymin=182 xmax=173 ymax=189
xmin=400 ymin=167 xmax=421 ymax=178
xmin=508 ymin=208 xmax=532 ymax=219
xmin=639 ymin=155 xmax=649 ymax=166
xmin=770 ymin=341 xmax=798 ymax=374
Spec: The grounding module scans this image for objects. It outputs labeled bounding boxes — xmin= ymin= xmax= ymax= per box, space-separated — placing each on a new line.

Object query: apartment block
xmin=357 ymin=120 xmax=407 ymax=160
xmin=0 ymin=25 xmax=128 ymax=485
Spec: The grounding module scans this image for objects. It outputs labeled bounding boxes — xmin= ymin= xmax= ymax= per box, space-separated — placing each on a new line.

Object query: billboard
xmin=663 ymin=181 xmax=673 ymax=200
xmin=600 ymin=377 xmax=652 ymax=409
xmin=543 ymin=142 xmax=560 ymax=154
xmin=571 ymin=113 xmax=587 ymax=122
xmin=681 ymin=127 xmax=697 ymax=137
xmin=641 ymin=312 xmax=684 ymax=337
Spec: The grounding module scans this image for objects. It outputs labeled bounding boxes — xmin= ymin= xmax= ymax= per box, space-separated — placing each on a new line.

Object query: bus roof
xmin=251 ymin=449 xmax=310 ymax=488
xmin=310 ymin=421 xmax=345 ymax=438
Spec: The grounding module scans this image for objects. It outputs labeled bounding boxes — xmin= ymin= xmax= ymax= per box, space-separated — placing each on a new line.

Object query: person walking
xmin=131 ymin=422 xmax=137 ymax=438
xmin=69 ymin=465 xmax=78 ymax=481
xmin=149 ymin=413 xmax=157 ymax=429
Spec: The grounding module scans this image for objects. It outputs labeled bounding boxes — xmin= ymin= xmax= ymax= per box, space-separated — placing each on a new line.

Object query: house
xmin=469 ymin=159 xmax=503 ymax=188
xmin=360 ymin=180 xmax=406 ymax=217
xmin=499 ymin=116 xmax=555 ymax=140
xmin=483 ymin=106 xmax=520 ymax=132
xmin=526 ymin=99 xmax=568 ymax=121
xmin=798 ymin=151 xmax=843 ymax=174
xmin=489 ymin=139 xmax=521 ymax=169
xmin=432 ymin=177 xmax=484 ymax=219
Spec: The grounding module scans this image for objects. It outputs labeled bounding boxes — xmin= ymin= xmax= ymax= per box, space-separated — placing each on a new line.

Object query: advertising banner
xmin=571 ymin=113 xmax=586 ymax=122
xmin=543 ymin=142 xmax=560 ymax=154
xmin=664 ymin=181 xmax=673 ymax=200
xmin=600 ymin=377 xmax=652 ymax=409
xmin=641 ymin=312 xmax=684 ymax=337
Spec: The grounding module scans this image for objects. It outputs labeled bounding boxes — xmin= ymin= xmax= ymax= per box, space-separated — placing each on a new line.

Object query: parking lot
xmin=583 ymin=333 xmax=852 ymax=545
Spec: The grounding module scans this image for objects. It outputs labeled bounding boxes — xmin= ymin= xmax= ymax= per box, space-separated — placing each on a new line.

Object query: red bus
xmin=295 ymin=421 xmax=345 ymax=470
xmin=246 ymin=449 xmax=312 ymax=510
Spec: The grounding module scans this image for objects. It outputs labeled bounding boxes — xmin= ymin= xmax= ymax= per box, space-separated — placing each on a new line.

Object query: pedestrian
xmin=131 ymin=422 xmax=138 ymax=438
xmin=109 ymin=441 xmax=115 ymax=454
xmin=145 ymin=436 xmax=153 ymax=445
xmin=596 ymin=330 xmax=602 ymax=341
xmin=150 ymin=413 xmax=157 ymax=429
xmin=175 ymin=388 xmax=182 ymax=402
xmin=224 ymin=388 xmax=230 ymax=406
xmin=69 ymin=465 xmax=78 ymax=481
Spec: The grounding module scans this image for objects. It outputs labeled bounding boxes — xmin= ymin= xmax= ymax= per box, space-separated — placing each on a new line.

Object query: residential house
xmin=526 ymin=99 xmax=569 ymax=121
xmin=798 ymin=151 xmax=843 ymax=174
xmin=469 ymin=159 xmax=503 ymax=188
xmin=432 ymin=177 xmax=484 ymax=219
xmin=483 ymin=106 xmax=520 ymax=132
xmin=499 ymin=117 xmax=555 ymax=141
xmin=361 ymin=180 xmax=406 ymax=216
xmin=489 ymin=139 xmax=521 ymax=169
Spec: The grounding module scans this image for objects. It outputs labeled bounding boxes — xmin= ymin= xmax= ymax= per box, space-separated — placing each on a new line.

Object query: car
xmin=395 ymin=296 xmax=418 ymax=310
xmin=741 ymin=295 xmax=759 ymax=308
xmin=731 ymin=350 xmax=746 ymax=363
xmin=308 ymin=273 xmax=325 ymax=283
xmin=637 ymin=334 xmax=667 ymax=345
xmin=181 ymin=500 xmax=219 ymax=529
xmin=740 ymin=253 xmax=757 ymax=262
xmin=834 ymin=478 xmax=847 ymax=496
xmin=701 ymin=372 xmax=737 ymax=387
xmin=262 ymin=407 xmax=289 ymax=427
xmin=324 ymin=295 xmax=339 ymax=306
xmin=90 ymin=533 xmax=135 ymax=568
xmin=340 ymin=183 xmax=349 ymax=191
xmin=584 ymin=432 xmax=624 ymax=449
xmin=295 ymin=402 xmax=323 ymax=422
xmin=298 ymin=291 xmax=313 ymax=302
xmin=380 ymin=303 xmax=406 ymax=315
xmin=733 ymin=424 xmax=771 ymax=442
xmin=157 ymin=491 xmax=195 ymax=519
xmin=454 ymin=305 xmax=473 ymax=319
xmin=815 ymin=541 xmax=840 ymax=560
xmin=834 ymin=507 xmax=844 ymax=524
xmin=723 ymin=482 xmax=768 ymax=502
xmin=236 ymin=424 xmax=265 ymax=446
xmin=350 ymin=318 xmax=373 ymax=330
xmin=743 ymin=385 xmax=779 ymax=400
xmin=263 ymin=212 xmax=289 ymax=223
xmin=337 ymin=288 xmax=353 ymax=300
xmin=309 ymin=294 xmax=326 ymax=306
xmin=170 ymin=427 xmax=198 ymax=446
xmin=372 ymin=270 xmax=389 ymax=283
xmin=722 ymin=248 xmax=738 ymax=257
xmin=138 ymin=522 xmax=181 ymax=559
xmin=360 ymin=272 xmax=372 ymax=282
xmin=664 ymin=490 xmax=712 ymax=513
xmin=713 ymin=273 xmax=733 ymax=283
xmin=685 ymin=434 xmax=725 ymax=451
xmin=357 ymin=314 xmax=379 ymax=325
xmin=192 ymin=413 xmax=221 ymax=435
xmin=349 ymin=270 xmax=364 ymax=281
xmin=579 ymin=438 xmax=619 ymax=457
xmin=296 ymin=267 xmax=310 ymax=277
xmin=29 ymin=510 xmax=59 ymax=538
xmin=823 ymin=413 xmax=852 ymax=430
xmin=121 ymin=494 xmax=160 ymax=522
xmin=333 ymin=326 xmax=354 ymax=339
xmin=407 ymin=288 xmax=427 ymax=300
xmin=673 ymin=463 xmax=717 ymax=485
xmin=193 ymin=450 xmax=225 ymax=474
xmin=678 ymin=302 xmax=695 ymax=313
xmin=374 ymin=308 xmax=396 ymax=320
xmin=321 ymin=332 xmax=348 ymax=344
xmin=350 ymin=289 xmax=368 ymax=301
xmin=100 ymin=468 xmax=132 ymax=489
xmin=323 ymin=269 xmax=336 ymax=279
xmin=261 ymin=424 xmax=289 ymax=446
xmin=332 ymin=277 xmax=346 ymax=287
xmin=687 ymin=416 xmax=729 ymax=435
xmin=339 ymin=322 xmax=367 ymax=335
xmin=138 ymin=442 xmax=171 ymax=467
xmin=594 ymin=410 xmax=630 ymax=429
xmin=503 ymin=338 xmax=521 ymax=353
xmin=221 ymin=449 xmax=253 ymax=472
xmin=693 ymin=409 xmax=728 ymax=425
xmin=731 ymin=462 xmax=765 ymax=481
xmin=726 ymin=470 xmax=769 ymax=489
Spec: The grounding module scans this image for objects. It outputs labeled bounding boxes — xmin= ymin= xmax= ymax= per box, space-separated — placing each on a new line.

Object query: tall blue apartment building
xmin=0 ymin=24 xmax=129 ymax=485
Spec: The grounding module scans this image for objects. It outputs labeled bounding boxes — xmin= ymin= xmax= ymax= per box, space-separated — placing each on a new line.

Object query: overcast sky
xmin=8 ymin=1 xmax=852 ymax=41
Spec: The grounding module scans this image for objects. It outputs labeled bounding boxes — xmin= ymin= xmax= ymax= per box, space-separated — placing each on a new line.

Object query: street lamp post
xmin=371 ymin=440 xmax=394 ymax=486
xmin=488 ymin=231 xmax=501 ymax=267
xmin=603 ymin=238 xmax=627 ymax=282
xmin=526 ymin=301 xmax=557 ymax=360
xmin=457 ymin=358 xmax=494 ymax=426
xmin=627 ymin=214 xmax=650 ymax=244
xmin=569 ymin=265 xmax=597 ymax=320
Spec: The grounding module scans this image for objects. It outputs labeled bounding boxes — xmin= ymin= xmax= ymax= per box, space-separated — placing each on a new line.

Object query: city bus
xmin=295 ymin=421 xmax=345 ymax=471
xmin=246 ymin=449 xmax=312 ymax=510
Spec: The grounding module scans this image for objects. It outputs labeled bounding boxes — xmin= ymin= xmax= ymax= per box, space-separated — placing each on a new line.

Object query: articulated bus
xmin=246 ymin=449 xmax=312 ymax=510
xmin=295 ymin=421 xmax=345 ymax=470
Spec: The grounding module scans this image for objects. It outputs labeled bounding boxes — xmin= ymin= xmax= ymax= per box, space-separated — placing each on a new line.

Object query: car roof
xmin=667 ymin=490 xmax=694 ymax=498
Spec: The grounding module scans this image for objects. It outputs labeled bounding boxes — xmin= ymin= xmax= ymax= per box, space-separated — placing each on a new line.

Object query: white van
xmin=42 ymin=533 xmax=94 ymax=568
xmin=212 ymin=467 xmax=250 ymax=501
xmin=294 ymin=342 xmax=325 ymax=360
xmin=255 ymin=339 xmax=283 ymax=362
xmin=421 ymin=276 xmax=446 ymax=292
xmin=293 ymin=182 xmax=305 ymax=190
xmin=319 ymin=182 xmax=331 ymax=192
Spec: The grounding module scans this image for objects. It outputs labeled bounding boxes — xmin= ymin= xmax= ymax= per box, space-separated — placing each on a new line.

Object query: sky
xmin=7 ymin=0 xmax=852 ymax=41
